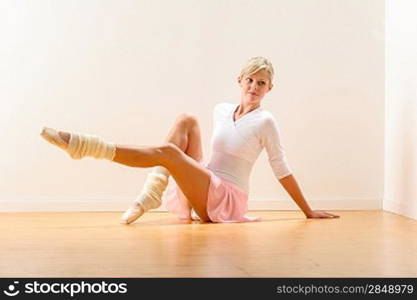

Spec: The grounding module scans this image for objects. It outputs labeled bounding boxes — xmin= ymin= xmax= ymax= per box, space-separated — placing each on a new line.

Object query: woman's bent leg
xmin=113 ymin=143 xmax=211 ymax=221
xmin=164 ymin=113 xmax=203 ymax=162
xmin=122 ymin=113 xmax=206 ymax=223
xmin=116 ymin=113 xmax=208 ymax=223
xmin=162 ymin=114 xmax=204 ymax=218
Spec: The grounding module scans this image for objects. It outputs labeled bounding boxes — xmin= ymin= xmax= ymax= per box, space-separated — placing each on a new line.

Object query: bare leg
xmin=55 ymin=115 xmax=210 ymax=221
xmin=112 ymin=143 xmax=210 ymax=221
xmin=164 ymin=113 xmax=203 ymax=162
xmin=56 ymin=113 xmax=203 ymax=163
xmin=111 ymin=114 xmax=210 ymax=221
xmin=162 ymin=114 xmax=204 ymax=217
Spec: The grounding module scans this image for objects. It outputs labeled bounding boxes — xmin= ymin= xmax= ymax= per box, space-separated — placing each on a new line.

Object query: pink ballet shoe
xmin=120 ymin=203 xmax=145 ymax=224
xmin=40 ymin=127 xmax=68 ymax=150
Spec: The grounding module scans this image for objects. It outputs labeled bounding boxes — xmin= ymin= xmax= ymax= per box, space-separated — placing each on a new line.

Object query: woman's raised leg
xmin=43 ymin=115 xmax=211 ymax=222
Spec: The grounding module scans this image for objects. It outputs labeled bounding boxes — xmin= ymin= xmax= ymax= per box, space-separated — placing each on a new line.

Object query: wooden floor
xmin=0 ymin=211 xmax=416 ymax=277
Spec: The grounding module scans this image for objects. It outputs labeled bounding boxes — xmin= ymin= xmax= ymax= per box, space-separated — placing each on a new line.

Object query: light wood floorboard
xmin=0 ymin=211 xmax=416 ymax=277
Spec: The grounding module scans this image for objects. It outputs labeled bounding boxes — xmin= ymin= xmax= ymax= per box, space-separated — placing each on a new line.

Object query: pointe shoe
xmin=120 ymin=203 xmax=145 ymax=224
xmin=191 ymin=209 xmax=201 ymax=221
xmin=40 ymin=127 xmax=68 ymax=150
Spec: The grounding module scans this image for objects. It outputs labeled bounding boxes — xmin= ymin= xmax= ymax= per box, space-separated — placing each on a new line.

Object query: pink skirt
xmin=165 ymin=168 xmax=261 ymax=223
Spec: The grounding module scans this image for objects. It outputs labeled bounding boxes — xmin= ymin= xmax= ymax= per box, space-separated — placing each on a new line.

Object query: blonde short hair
xmin=239 ymin=56 xmax=275 ymax=83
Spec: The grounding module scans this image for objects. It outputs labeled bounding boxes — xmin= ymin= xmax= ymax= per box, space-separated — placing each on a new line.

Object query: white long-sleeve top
xmin=206 ymin=102 xmax=292 ymax=194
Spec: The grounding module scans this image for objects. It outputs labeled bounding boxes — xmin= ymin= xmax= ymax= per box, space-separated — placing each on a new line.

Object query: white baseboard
xmin=383 ymin=200 xmax=417 ymax=220
xmin=0 ymin=196 xmax=381 ymax=212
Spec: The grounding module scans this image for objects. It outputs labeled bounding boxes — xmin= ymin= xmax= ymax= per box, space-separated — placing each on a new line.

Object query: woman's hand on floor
xmin=305 ymin=210 xmax=340 ymax=219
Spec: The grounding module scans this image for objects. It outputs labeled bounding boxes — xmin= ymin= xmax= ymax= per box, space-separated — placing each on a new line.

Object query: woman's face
xmin=238 ymin=69 xmax=273 ymax=105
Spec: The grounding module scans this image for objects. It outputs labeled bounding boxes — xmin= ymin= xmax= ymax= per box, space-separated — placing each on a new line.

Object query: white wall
xmin=0 ymin=0 xmax=384 ymax=212
xmin=384 ymin=0 xmax=417 ymax=220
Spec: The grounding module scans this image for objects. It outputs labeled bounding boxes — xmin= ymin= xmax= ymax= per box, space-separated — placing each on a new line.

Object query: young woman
xmin=41 ymin=57 xmax=339 ymax=224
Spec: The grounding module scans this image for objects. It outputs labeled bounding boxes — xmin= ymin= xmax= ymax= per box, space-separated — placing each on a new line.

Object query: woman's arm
xmin=259 ymin=116 xmax=339 ymax=218
xmin=279 ymin=174 xmax=339 ymax=219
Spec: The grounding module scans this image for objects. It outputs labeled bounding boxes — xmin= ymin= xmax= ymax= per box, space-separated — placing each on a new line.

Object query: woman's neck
xmin=234 ymin=101 xmax=261 ymax=121
xmin=236 ymin=101 xmax=260 ymax=114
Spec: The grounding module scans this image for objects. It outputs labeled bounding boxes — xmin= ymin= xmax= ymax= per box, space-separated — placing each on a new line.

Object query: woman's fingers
xmin=324 ymin=212 xmax=340 ymax=218
xmin=307 ymin=210 xmax=340 ymax=219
